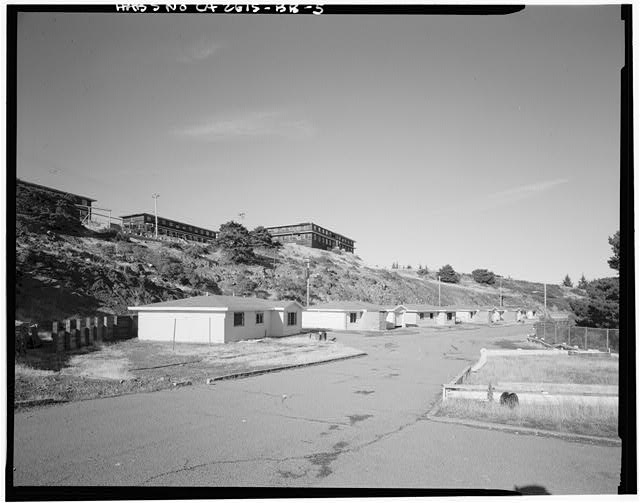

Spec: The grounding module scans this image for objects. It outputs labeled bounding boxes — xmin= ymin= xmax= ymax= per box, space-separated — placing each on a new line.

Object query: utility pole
xmin=544 ymin=282 xmax=547 ymax=318
xmin=500 ymin=276 xmax=503 ymax=307
xmin=305 ymin=258 xmax=311 ymax=307
xmin=438 ymin=275 xmax=441 ymax=307
xmin=152 ymin=193 xmax=160 ymax=239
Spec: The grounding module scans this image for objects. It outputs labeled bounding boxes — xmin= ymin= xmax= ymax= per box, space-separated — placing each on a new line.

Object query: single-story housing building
xmin=395 ymin=305 xmax=457 ymax=326
xmin=446 ymin=306 xmax=480 ymax=323
xmin=129 ymin=295 xmax=303 ymax=344
xmin=302 ymin=301 xmax=393 ymax=331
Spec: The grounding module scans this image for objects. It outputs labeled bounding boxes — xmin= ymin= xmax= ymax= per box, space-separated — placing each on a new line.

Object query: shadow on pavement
xmin=514 ymin=484 xmax=551 ymax=495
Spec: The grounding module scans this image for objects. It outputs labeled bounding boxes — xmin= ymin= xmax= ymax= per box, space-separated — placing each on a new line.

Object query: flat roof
xmin=129 ymin=295 xmax=302 ymax=312
xmin=398 ymin=304 xmax=455 ymax=312
xmin=119 ymin=213 xmax=217 ymax=233
xmin=306 ymin=301 xmax=391 ymax=312
xmin=17 ymin=178 xmax=97 ymax=202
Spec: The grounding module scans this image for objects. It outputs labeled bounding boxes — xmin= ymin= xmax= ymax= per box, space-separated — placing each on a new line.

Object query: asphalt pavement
xmin=12 ymin=323 xmax=621 ymax=493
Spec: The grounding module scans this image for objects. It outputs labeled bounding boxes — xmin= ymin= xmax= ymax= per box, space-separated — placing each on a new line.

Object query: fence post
xmin=568 ymin=326 xmax=571 ymax=346
xmin=606 ymin=328 xmax=610 ymax=352
xmin=554 ymin=324 xmax=557 ymax=344
xmin=543 ymin=322 xmax=546 ymax=339
xmin=584 ymin=326 xmax=588 ymax=350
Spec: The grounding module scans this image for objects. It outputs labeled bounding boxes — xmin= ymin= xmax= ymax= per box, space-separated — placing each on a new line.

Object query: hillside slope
xmin=14 ymin=185 xmax=582 ymax=324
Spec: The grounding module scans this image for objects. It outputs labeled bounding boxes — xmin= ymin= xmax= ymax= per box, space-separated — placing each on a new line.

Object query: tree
xmin=569 ymin=277 xmax=619 ymax=328
xmin=216 ymin=221 xmax=255 ymax=264
xmin=438 ymin=264 xmax=460 ymax=284
xmin=471 ymin=268 xmax=496 ymax=285
xmin=417 ymin=265 xmax=429 ymax=277
xmin=562 ymin=274 xmax=573 ymax=287
xmin=250 ymin=226 xmax=280 ymax=249
xmin=578 ymin=274 xmax=588 ymax=289
xmin=608 ymin=230 xmax=620 ymax=272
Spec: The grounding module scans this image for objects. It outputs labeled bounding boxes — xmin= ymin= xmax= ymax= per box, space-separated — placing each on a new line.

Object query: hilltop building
xmin=266 ymin=223 xmax=355 ymax=253
xmin=17 ymin=178 xmax=96 ymax=221
xmin=129 ymin=295 xmax=303 ymax=343
xmin=120 ymin=213 xmax=217 ymax=243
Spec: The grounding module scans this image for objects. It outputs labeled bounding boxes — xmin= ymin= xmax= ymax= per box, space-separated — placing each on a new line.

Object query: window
xmin=256 ymin=312 xmax=264 ymax=324
xmin=419 ymin=313 xmax=425 ymax=320
xmin=287 ymin=312 xmax=297 ymax=326
xmin=234 ymin=312 xmax=244 ymax=326
xmin=349 ymin=312 xmax=358 ymax=323
xmin=447 ymin=312 xmax=453 ymax=321
xmin=429 ymin=313 xmax=434 ymax=319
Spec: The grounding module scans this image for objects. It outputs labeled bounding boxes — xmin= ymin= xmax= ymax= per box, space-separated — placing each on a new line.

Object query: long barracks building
xmin=120 ymin=213 xmax=217 ymax=243
xmin=266 ymin=222 xmax=355 ymax=253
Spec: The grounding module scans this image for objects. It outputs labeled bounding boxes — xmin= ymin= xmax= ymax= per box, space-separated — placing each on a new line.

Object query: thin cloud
xmin=428 ymin=178 xmax=569 ymax=216
xmin=177 ymin=38 xmax=221 ymax=63
xmin=174 ymin=110 xmax=316 ymax=140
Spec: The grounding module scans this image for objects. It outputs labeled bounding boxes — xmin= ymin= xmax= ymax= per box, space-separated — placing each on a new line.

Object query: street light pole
xmin=438 ymin=275 xmax=441 ymax=307
xmin=152 ymin=193 xmax=160 ymax=239
xmin=305 ymin=258 xmax=311 ymax=307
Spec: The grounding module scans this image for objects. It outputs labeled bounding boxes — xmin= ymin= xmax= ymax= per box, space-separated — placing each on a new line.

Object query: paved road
xmin=13 ymin=324 xmax=620 ymax=493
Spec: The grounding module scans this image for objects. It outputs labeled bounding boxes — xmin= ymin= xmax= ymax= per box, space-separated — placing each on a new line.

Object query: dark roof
xmin=17 ymin=178 xmax=96 ymax=202
xmin=129 ymin=295 xmax=301 ymax=311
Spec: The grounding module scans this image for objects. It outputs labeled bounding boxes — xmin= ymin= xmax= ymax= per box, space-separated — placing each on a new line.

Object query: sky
xmin=15 ymin=6 xmax=623 ymax=284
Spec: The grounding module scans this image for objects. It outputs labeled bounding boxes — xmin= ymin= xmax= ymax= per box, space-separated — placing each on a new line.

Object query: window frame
xmin=233 ymin=312 xmax=245 ymax=327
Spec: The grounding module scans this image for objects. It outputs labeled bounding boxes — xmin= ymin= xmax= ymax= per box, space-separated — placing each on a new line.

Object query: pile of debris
xmin=526 ymin=334 xmax=579 ymax=351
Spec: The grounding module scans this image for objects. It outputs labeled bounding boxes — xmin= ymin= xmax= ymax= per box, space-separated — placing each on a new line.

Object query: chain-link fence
xmin=533 ymin=322 xmax=619 ymax=352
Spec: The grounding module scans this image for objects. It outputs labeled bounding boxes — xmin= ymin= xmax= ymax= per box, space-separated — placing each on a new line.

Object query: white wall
xmin=302 ymin=311 xmax=347 ymax=330
xmin=436 ymin=312 xmax=456 ymax=325
xmin=272 ymin=306 xmax=302 ymax=337
xmin=138 ymin=311 xmax=226 ymax=344
xmin=224 ymin=309 xmax=272 ymax=343
xmin=356 ymin=311 xmax=386 ymax=330
xmin=402 ymin=312 xmax=418 ymax=326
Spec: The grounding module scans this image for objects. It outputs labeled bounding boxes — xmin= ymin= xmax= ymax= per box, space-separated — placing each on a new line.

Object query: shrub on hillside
xmin=417 ymin=265 xmax=429 ymax=277
xmin=438 ymin=264 xmax=460 ymax=284
xmin=250 ymin=226 xmax=280 ymax=249
xmin=217 ymin=221 xmax=256 ymax=264
xmin=471 ymin=268 xmax=496 ymax=285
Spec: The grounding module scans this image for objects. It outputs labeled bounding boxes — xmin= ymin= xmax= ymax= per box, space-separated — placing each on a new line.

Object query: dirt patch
xmin=14 ymin=336 xmax=365 ymax=407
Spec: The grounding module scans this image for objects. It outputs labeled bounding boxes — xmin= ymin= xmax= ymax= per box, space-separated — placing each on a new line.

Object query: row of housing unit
xmin=127 ymin=295 xmax=539 ymax=344
xmin=15 ymin=316 xmax=137 ymax=354
xmin=17 ymin=179 xmax=356 ymax=253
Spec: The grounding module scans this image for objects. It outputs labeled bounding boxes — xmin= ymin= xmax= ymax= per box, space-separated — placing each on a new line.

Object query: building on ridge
xmin=17 ymin=178 xmax=96 ymax=221
xmin=120 ymin=212 xmax=217 ymax=243
xmin=266 ymin=222 xmax=355 ymax=253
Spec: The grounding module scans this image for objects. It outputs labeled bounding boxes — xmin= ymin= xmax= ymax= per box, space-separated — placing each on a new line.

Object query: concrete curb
xmin=15 ymin=398 xmax=69 ymax=408
xmin=209 ymin=351 xmax=367 ymax=382
xmin=425 ymin=408 xmax=621 ymax=447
